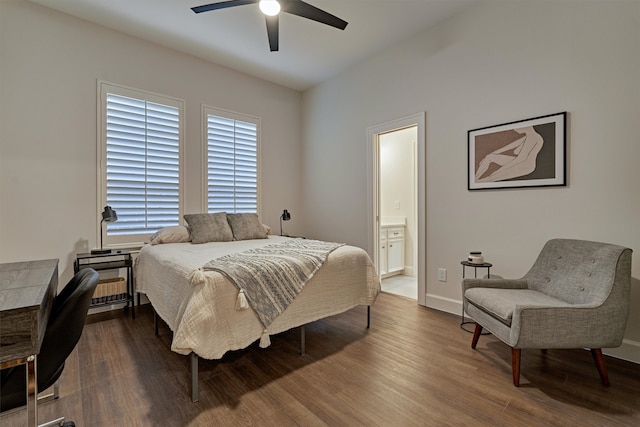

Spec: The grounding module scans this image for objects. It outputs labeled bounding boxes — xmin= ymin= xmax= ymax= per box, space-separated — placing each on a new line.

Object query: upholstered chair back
xmin=524 ymin=238 xmax=632 ymax=308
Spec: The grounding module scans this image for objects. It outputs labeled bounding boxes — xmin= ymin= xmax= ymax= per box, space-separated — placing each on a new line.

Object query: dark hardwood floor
xmin=2 ymin=292 xmax=639 ymax=426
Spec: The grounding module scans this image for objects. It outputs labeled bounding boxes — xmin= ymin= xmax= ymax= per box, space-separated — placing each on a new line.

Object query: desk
xmin=0 ymin=259 xmax=58 ymax=427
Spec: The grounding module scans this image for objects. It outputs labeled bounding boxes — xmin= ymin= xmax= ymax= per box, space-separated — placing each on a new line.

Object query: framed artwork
xmin=468 ymin=112 xmax=567 ymax=190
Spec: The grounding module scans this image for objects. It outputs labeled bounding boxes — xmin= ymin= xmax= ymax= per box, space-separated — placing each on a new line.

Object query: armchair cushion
xmin=462 ymin=278 xmax=528 ymax=293
xmin=465 ymin=288 xmax=568 ymax=326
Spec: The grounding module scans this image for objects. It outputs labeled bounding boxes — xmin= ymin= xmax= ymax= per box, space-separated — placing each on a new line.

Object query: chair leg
xmin=471 ymin=324 xmax=483 ymax=349
xmin=590 ymin=348 xmax=610 ymax=386
xmin=37 ymin=380 xmax=60 ymax=404
xmin=511 ymin=348 xmax=521 ymax=387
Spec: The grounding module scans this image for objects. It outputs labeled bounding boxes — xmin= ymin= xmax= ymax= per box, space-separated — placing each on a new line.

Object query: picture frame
xmin=468 ymin=112 xmax=567 ymax=190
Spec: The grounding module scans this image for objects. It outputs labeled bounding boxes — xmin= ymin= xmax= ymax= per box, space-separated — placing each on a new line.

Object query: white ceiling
xmin=29 ymin=0 xmax=476 ymax=91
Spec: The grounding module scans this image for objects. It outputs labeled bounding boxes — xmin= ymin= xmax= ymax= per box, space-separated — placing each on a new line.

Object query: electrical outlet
xmin=438 ymin=268 xmax=447 ymax=282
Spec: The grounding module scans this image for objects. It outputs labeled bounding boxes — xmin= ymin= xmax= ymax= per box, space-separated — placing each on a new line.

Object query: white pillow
xmin=149 ymin=225 xmax=191 ymax=245
xmin=262 ymin=223 xmax=272 ymax=235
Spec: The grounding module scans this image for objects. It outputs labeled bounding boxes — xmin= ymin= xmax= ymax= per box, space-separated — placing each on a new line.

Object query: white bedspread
xmin=135 ymin=236 xmax=380 ymax=359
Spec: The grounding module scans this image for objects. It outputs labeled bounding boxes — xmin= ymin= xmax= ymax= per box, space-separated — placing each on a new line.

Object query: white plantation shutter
xmin=205 ymin=108 xmax=259 ymax=213
xmin=99 ymin=82 xmax=183 ymax=245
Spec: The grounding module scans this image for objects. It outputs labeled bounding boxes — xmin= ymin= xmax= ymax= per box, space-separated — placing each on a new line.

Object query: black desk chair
xmin=0 ymin=268 xmax=99 ymax=426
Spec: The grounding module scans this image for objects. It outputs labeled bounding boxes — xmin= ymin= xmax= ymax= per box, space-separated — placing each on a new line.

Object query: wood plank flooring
xmin=2 ymin=292 xmax=639 ymax=426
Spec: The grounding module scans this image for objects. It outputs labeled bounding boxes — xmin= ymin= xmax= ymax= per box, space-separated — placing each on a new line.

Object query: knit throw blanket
xmin=202 ymin=239 xmax=344 ymax=331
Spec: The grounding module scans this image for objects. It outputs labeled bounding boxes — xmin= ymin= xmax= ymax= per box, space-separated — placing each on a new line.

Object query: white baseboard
xmin=425 ymin=294 xmax=640 ymax=365
xmin=425 ymin=293 xmax=462 ymax=316
xmin=604 ymin=339 xmax=640 ymax=364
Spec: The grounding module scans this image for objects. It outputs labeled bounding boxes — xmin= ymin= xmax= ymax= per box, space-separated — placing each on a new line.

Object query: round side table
xmin=460 ymin=260 xmax=493 ymax=333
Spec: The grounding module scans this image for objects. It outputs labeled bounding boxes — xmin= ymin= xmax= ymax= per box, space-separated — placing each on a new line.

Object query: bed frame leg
xmin=367 ymin=306 xmax=371 ymax=329
xmin=154 ymin=309 xmax=159 ymax=337
xmin=190 ymin=352 xmax=199 ymax=402
xmin=300 ymin=325 xmax=306 ymax=356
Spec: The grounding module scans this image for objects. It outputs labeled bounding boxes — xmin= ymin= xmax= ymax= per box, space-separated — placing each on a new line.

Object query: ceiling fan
xmin=191 ymin=0 xmax=348 ymax=52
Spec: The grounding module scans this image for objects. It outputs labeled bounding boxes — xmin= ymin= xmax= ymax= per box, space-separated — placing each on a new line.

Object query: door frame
xmin=366 ymin=113 xmax=426 ymax=305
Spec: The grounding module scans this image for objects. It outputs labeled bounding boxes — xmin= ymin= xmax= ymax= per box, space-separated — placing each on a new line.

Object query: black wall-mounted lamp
xmin=91 ymin=205 xmax=118 ymax=254
xmin=280 ymin=209 xmax=291 ymax=236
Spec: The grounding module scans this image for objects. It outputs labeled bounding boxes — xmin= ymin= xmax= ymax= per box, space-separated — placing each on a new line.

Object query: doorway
xmin=367 ymin=113 xmax=426 ymax=305
xmin=379 ymin=127 xmax=417 ymax=298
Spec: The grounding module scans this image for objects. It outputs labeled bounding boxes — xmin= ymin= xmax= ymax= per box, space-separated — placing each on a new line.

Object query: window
xmin=204 ymin=106 xmax=260 ymax=213
xmin=98 ymin=82 xmax=184 ymax=247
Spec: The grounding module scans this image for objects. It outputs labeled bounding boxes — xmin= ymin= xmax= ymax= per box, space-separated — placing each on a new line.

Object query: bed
xmin=134 ymin=216 xmax=380 ymax=401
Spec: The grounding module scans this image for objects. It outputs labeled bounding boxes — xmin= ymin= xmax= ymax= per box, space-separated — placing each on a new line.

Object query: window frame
xmin=97 ymin=81 xmax=185 ymax=249
xmin=201 ymin=105 xmax=262 ymax=216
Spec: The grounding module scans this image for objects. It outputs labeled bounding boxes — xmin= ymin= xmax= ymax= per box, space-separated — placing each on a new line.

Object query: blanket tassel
xmin=235 ymin=289 xmax=249 ymax=311
xmin=259 ymin=329 xmax=271 ymax=348
xmin=188 ymin=268 xmax=207 ymax=286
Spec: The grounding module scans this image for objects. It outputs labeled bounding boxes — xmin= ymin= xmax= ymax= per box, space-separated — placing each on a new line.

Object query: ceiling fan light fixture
xmin=191 ymin=0 xmax=348 ymax=52
xmin=259 ymin=0 xmax=280 ymax=16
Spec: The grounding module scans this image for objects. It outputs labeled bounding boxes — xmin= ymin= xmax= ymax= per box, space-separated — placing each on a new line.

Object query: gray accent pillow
xmin=183 ymin=212 xmax=234 ymax=244
xmin=227 ymin=213 xmax=268 ymax=240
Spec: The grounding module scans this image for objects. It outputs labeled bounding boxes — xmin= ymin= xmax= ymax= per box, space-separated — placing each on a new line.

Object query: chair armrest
xmin=510 ymin=304 xmax=627 ymax=349
xmin=462 ymin=278 xmax=528 ymax=294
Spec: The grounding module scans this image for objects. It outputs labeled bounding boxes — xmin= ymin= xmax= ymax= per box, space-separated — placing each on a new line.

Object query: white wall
xmin=302 ymin=1 xmax=640 ymax=362
xmin=0 ymin=1 xmax=304 ymax=280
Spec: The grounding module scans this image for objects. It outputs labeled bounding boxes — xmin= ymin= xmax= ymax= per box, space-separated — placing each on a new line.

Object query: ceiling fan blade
xmin=265 ymin=15 xmax=279 ymax=52
xmin=282 ymin=0 xmax=348 ymax=30
xmin=191 ymin=0 xmax=258 ymax=14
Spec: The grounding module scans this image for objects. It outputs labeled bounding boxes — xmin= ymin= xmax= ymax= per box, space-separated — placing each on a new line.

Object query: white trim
xmin=96 ymin=80 xmax=185 ymax=248
xmin=426 ymin=293 xmax=461 ymax=316
xmin=201 ymin=105 xmax=262 ymax=216
xmin=367 ymin=112 xmax=426 ymax=305
xmin=603 ymin=339 xmax=640 ymax=364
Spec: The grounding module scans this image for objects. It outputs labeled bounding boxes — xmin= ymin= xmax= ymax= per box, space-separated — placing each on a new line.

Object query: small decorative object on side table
xmin=460 ymin=258 xmax=492 ymax=333
xmin=74 ymin=250 xmax=135 ymax=318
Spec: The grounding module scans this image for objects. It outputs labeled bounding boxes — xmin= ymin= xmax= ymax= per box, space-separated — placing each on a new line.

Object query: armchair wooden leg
xmin=590 ymin=348 xmax=610 ymax=386
xmin=471 ymin=324 xmax=483 ymax=349
xmin=511 ymin=348 xmax=521 ymax=387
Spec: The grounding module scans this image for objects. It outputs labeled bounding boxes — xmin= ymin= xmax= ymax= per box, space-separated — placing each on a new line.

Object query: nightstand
xmin=74 ymin=250 xmax=135 ymax=318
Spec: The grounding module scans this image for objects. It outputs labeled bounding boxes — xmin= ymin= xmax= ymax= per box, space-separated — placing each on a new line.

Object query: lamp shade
xmin=91 ymin=206 xmax=118 ymax=254
xmin=101 ymin=206 xmax=118 ymax=223
xmin=280 ymin=209 xmax=291 ymax=236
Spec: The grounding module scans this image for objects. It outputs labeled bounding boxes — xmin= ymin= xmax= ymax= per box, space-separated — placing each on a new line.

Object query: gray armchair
xmin=462 ymin=238 xmax=632 ymax=386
